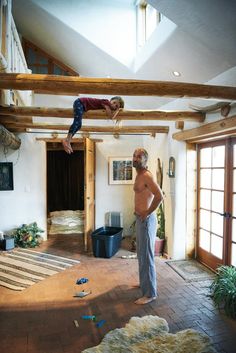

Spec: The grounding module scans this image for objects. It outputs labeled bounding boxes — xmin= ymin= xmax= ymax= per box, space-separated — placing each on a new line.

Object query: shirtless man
xmin=133 ymin=148 xmax=163 ymax=305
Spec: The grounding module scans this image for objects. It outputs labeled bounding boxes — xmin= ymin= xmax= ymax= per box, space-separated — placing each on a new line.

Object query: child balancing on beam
xmin=62 ymin=96 xmax=124 ymax=154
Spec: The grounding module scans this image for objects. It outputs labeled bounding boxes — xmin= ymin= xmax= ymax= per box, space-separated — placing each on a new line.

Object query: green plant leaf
xmin=13 ymin=222 xmax=43 ymax=248
xmin=210 ymin=265 xmax=236 ymax=318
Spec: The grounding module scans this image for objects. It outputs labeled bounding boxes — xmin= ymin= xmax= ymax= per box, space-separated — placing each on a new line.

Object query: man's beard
xmin=133 ymin=160 xmax=144 ymax=169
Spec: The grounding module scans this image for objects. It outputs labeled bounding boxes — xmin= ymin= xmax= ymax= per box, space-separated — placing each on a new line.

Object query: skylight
xmin=136 ymin=0 xmax=162 ymax=50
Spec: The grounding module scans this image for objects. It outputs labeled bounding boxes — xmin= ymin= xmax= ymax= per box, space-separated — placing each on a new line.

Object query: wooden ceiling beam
xmin=186 ymin=129 xmax=236 ymax=144
xmin=0 ymin=73 xmax=236 ymax=100
xmin=36 ymin=137 xmax=103 ymax=143
xmin=0 ymin=106 xmax=204 ymax=122
xmin=0 ymin=115 xmax=33 ymax=124
xmin=172 ymin=115 xmax=236 ymax=142
xmin=2 ymin=122 xmax=169 ymax=134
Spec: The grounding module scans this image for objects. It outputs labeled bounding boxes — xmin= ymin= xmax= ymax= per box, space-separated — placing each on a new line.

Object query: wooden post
xmin=175 ymin=121 xmax=184 ymax=130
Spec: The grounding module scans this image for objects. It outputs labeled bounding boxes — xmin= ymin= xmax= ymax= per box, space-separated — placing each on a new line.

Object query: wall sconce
xmin=168 ymin=157 xmax=175 ymax=178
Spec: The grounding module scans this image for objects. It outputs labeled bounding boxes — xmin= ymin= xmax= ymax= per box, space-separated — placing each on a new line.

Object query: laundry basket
xmin=91 ymin=226 xmax=123 ymax=258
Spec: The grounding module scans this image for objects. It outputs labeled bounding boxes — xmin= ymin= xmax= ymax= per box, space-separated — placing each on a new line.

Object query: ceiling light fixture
xmin=172 ymin=71 xmax=181 ymax=77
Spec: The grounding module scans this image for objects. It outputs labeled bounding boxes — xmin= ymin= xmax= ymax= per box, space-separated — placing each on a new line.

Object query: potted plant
xmin=129 ymin=219 xmax=137 ymax=252
xmin=13 ymin=222 xmax=44 ymax=248
xmin=210 ymin=265 xmax=236 ymax=318
xmin=155 ymin=157 xmax=165 ymax=256
xmin=155 ymin=203 xmax=165 ymax=256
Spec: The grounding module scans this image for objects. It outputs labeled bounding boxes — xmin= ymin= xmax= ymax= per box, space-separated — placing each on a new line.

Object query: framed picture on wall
xmin=108 ymin=157 xmax=135 ymax=185
xmin=0 ymin=162 xmax=14 ymax=191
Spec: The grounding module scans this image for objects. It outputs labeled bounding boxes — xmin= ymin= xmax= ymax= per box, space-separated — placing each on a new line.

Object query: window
xmin=136 ymin=0 xmax=162 ymax=50
xmin=0 ymin=1 xmax=7 ymax=56
xmin=23 ymin=39 xmax=79 ymax=76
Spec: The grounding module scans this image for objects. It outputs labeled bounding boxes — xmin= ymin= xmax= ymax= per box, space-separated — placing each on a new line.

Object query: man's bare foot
xmin=62 ymin=139 xmax=73 ymax=154
xmin=134 ymin=296 xmax=157 ymax=305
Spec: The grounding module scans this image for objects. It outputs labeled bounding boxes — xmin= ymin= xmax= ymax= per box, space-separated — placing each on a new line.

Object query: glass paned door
xmin=197 ymin=139 xmax=236 ymax=270
xmin=197 ymin=143 xmax=226 ymax=270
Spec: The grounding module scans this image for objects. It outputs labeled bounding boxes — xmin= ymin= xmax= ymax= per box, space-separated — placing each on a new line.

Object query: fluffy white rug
xmin=82 ymin=315 xmax=216 ymax=353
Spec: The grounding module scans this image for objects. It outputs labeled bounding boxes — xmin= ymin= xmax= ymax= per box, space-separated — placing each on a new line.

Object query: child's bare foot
xmin=62 ymin=139 xmax=73 ymax=154
xmin=134 ymin=296 xmax=157 ymax=305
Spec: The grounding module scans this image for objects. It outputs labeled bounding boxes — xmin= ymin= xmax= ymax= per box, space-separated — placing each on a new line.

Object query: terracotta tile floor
xmin=1 ymin=234 xmax=236 ymax=353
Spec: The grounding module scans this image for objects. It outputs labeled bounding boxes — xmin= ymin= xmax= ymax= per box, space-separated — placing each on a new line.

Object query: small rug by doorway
xmin=0 ymin=248 xmax=80 ymax=291
xmin=166 ymin=259 xmax=215 ymax=282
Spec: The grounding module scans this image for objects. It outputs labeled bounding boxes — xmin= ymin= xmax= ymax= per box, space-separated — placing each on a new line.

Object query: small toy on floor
xmin=81 ymin=315 xmax=96 ymax=321
xmin=74 ymin=290 xmax=91 ymax=298
xmin=96 ymin=319 xmax=106 ymax=328
xmin=76 ymin=277 xmax=88 ymax=285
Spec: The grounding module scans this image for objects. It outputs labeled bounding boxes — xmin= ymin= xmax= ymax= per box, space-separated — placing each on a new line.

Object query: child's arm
xmin=104 ymin=105 xmax=113 ymax=119
xmin=111 ymin=108 xmax=122 ymax=120
xmin=104 ymin=105 xmax=122 ymax=120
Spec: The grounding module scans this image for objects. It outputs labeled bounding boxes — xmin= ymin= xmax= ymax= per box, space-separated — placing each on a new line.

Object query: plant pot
xmin=154 ymin=237 xmax=165 ymax=256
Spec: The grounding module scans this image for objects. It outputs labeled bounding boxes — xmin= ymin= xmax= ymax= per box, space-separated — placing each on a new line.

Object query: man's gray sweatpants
xmin=135 ymin=213 xmax=157 ymax=298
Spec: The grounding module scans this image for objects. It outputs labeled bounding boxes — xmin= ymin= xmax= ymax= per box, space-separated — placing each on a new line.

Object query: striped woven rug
xmin=0 ymin=248 xmax=80 ymax=291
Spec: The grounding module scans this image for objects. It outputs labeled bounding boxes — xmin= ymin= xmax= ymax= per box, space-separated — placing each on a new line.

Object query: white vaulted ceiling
xmin=12 ymin=0 xmax=236 ymax=110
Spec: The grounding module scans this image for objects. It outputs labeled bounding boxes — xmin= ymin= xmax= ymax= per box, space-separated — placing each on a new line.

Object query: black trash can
xmin=0 ymin=235 xmax=15 ymax=250
xmin=91 ymin=226 xmax=123 ymax=258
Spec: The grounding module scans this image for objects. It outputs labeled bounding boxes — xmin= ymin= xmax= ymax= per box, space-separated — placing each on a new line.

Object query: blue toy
xmin=96 ymin=319 xmax=106 ymax=328
xmin=76 ymin=277 xmax=88 ymax=285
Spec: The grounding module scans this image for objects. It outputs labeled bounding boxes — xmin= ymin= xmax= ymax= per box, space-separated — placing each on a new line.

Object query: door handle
xmin=220 ymin=212 xmax=232 ymax=218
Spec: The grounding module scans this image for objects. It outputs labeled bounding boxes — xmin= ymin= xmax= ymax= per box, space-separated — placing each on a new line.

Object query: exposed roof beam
xmin=36 ymin=138 xmax=103 ymax=143
xmin=0 ymin=74 xmax=236 ymax=100
xmin=0 ymin=106 xmax=204 ymax=122
xmin=172 ymin=115 xmax=236 ymax=142
xmin=186 ymin=129 xmax=236 ymax=144
xmin=3 ymin=122 xmax=169 ymax=135
xmin=0 ymin=116 xmax=33 ymax=124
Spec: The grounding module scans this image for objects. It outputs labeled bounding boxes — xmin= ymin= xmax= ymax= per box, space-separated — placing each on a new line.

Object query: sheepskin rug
xmin=82 ymin=315 xmax=216 ymax=353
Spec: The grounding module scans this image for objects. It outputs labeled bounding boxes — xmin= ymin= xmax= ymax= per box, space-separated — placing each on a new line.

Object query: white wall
xmin=0 ymin=130 xmax=144 ymax=238
xmin=0 ymin=121 xmax=193 ymax=260
xmin=144 ymin=126 xmax=187 ymax=260
xmin=0 ymin=134 xmax=47 ymax=238
xmin=29 ymin=0 xmax=136 ymax=67
xmin=166 ymin=126 xmax=187 ymax=260
xmin=1 ymin=88 xmax=213 ymax=259
xmin=95 ymin=135 xmax=143 ymax=235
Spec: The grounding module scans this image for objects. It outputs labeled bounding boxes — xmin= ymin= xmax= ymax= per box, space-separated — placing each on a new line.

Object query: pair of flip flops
xmin=75 ymin=277 xmax=91 ymax=297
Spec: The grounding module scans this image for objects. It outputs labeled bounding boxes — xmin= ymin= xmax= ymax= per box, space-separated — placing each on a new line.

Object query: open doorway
xmin=46 ymin=142 xmax=84 ymax=236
